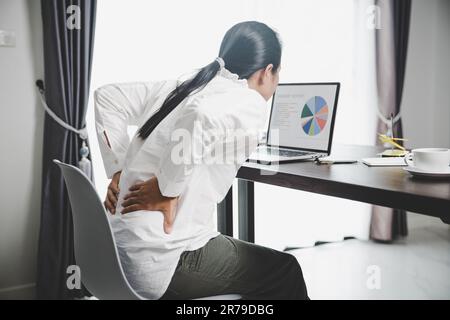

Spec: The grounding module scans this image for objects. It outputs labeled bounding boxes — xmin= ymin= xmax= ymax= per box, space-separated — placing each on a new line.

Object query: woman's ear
xmin=265 ymin=64 xmax=274 ymax=76
xmin=256 ymin=64 xmax=274 ymax=85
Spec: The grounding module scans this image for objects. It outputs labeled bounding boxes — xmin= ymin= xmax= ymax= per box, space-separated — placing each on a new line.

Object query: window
xmin=87 ymin=0 xmax=376 ymax=248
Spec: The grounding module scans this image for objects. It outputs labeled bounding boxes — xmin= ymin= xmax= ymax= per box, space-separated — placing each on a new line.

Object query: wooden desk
xmin=217 ymin=145 xmax=450 ymax=242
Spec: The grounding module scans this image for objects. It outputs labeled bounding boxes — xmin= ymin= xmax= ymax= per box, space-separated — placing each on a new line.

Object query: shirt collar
xmin=217 ymin=67 xmax=268 ymax=104
xmin=218 ymin=68 xmax=248 ymax=87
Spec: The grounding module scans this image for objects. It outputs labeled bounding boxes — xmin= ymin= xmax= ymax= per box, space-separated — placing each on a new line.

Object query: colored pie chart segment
xmin=301 ymin=96 xmax=329 ymax=136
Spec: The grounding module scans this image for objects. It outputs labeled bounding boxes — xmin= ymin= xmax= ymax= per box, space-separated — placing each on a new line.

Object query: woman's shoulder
xmin=190 ymin=83 xmax=266 ymax=114
xmin=182 ymin=84 xmax=266 ymax=132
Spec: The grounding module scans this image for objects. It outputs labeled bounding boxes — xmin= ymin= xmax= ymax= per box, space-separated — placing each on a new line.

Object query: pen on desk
xmin=315 ymin=159 xmax=358 ymax=165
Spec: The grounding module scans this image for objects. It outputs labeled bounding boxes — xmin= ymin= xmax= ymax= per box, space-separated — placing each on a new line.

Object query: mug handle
xmin=404 ymin=152 xmax=414 ymax=166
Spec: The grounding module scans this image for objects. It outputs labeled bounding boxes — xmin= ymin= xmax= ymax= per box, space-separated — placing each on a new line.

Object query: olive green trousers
xmin=160 ymin=234 xmax=308 ymax=300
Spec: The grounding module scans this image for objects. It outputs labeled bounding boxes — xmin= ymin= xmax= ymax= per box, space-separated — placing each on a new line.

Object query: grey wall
xmin=402 ymin=0 xmax=450 ymax=149
xmin=0 ymin=0 xmax=44 ymax=299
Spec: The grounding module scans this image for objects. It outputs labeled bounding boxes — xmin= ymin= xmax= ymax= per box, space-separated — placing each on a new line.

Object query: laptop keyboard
xmin=262 ymin=148 xmax=311 ymax=157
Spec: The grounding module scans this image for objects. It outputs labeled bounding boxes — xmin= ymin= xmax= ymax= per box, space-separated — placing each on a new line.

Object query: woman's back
xmin=94 ymin=67 xmax=266 ymax=299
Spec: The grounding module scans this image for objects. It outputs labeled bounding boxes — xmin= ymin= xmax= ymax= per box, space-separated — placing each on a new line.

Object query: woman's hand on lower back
xmin=104 ymin=171 xmax=121 ymax=214
xmin=121 ymin=177 xmax=178 ymax=234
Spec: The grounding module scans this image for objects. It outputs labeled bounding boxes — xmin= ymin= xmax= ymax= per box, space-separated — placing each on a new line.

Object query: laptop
xmin=249 ymin=82 xmax=340 ymax=164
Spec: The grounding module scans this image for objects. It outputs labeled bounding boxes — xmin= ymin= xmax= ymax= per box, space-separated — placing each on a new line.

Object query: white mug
xmin=405 ymin=148 xmax=450 ymax=172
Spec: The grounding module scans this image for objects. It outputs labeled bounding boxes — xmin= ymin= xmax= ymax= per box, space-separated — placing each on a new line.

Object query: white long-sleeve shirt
xmin=94 ymin=68 xmax=267 ymax=299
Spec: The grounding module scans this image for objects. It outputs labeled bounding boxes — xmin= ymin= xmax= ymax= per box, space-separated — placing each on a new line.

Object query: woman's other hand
xmin=122 ymin=177 xmax=178 ymax=234
xmin=104 ymin=171 xmax=121 ymax=214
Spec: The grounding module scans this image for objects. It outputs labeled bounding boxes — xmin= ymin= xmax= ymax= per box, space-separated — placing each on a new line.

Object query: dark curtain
xmin=371 ymin=0 xmax=411 ymax=241
xmin=36 ymin=0 xmax=97 ymax=299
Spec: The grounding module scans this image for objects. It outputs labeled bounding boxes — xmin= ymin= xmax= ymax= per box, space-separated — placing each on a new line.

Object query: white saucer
xmin=403 ymin=166 xmax=450 ymax=178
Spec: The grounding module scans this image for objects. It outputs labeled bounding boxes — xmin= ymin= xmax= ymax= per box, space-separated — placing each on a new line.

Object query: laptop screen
xmin=267 ymin=83 xmax=340 ymax=153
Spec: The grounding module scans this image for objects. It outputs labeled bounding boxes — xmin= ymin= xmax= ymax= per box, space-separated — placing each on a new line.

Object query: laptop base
xmin=248 ymin=146 xmax=326 ymax=165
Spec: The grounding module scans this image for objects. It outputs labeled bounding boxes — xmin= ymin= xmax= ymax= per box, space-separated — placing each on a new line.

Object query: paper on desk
xmin=361 ymin=157 xmax=407 ymax=167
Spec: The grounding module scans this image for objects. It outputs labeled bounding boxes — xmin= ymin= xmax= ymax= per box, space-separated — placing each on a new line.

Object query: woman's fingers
xmin=162 ymin=199 xmax=178 ymax=234
xmin=163 ymin=214 xmax=174 ymax=234
xmin=122 ymin=197 xmax=141 ymax=208
xmin=107 ymin=188 xmax=117 ymax=207
xmin=109 ymin=182 xmax=120 ymax=195
xmin=129 ymin=181 xmax=144 ymax=192
xmin=123 ymin=190 xmax=140 ymax=201
xmin=104 ymin=198 xmax=115 ymax=214
xmin=121 ymin=204 xmax=142 ymax=214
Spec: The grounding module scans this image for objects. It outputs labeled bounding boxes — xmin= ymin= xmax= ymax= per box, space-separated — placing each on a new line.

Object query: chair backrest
xmin=54 ymin=160 xmax=144 ymax=300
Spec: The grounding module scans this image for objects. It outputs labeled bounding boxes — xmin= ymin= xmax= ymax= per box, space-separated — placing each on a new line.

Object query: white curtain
xmin=87 ymin=0 xmax=378 ymax=250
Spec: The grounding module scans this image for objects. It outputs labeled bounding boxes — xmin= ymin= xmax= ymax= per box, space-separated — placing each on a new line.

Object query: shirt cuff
xmin=154 ymin=167 xmax=188 ymax=198
xmin=105 ymin=157 xmax=123 ymax=179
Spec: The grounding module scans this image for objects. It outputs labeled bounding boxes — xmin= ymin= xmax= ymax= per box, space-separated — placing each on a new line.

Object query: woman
xmin=94 ymin=21 xmax=308 ymax=300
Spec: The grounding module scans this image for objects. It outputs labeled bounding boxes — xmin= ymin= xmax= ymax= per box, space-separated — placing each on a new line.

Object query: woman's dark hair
xmin=138 ymin=21 xmax=282 ymax=139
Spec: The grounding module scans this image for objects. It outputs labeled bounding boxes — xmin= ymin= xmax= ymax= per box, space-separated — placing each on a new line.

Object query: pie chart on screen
xmin=301 ymin=96 xmax=329 ymax=136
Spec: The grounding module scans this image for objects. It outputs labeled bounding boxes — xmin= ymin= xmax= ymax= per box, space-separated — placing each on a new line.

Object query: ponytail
xmin=138 ymin=60 xmax=222 ymax=139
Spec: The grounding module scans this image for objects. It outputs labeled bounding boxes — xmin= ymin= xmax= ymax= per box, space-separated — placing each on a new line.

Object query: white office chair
xmin=54 ymin=160 xmax=241 ymax=300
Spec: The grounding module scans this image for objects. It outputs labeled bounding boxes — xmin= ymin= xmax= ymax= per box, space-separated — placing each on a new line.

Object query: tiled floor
xmin=290 ymin=214 xmax=450 ymax=299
